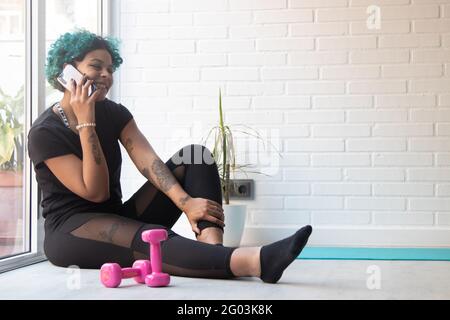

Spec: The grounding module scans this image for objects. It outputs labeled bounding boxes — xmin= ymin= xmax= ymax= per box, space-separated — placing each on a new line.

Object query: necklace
xmin=55 ymin=102 xmax=70 ymax=128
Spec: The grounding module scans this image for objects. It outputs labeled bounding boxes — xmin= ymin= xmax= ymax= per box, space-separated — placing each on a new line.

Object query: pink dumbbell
xmin=141 ymin=229 xmax=170 ymax=287
xmin=100 ymin=260 xmax=151 ymax=288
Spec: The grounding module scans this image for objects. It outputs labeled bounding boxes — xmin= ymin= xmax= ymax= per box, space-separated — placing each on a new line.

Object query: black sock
xmin=259 ymin=225 xmax=313 ymax=284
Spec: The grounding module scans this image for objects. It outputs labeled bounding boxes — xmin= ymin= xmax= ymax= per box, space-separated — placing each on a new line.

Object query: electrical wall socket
xmin=229 ymin=179 xmax=254 ymax=200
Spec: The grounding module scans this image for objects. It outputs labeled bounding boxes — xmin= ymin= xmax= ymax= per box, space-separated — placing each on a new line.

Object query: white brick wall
xmin=114 ymin=0 xmax=450 ymax=247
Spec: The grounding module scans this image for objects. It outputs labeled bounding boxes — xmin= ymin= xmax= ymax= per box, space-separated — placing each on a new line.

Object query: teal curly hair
xmin=46 ymin=29 xmax=123 ymax=92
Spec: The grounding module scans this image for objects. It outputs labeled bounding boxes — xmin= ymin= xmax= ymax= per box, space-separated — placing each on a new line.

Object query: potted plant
xmin=203 ymin=89 xmax=281 ymax=247
xmin=0 ymin=85 xmax=25 ymax=256
xmin=0 ymin=85 xmax=25 ymax=178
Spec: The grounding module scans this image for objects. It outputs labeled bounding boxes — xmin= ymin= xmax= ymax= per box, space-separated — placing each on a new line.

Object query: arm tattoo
xmin=150 ymin=158 xmax=177 ymax=192
xmin=142 ymin=167 xmax=155 ymax=184
xmin=125 ymin=138 xmax=134 ymax=153
xmin=179 ymin=195 xmax=191 ymax=207
xmin=99 ymin=222 xmax=120 ymax=244
xmin=88 ymin=132 xmax=102 ymax=165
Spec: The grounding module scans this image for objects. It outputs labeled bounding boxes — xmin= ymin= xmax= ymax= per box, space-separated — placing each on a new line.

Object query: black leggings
xmin=43 ymin=144 xmax=237 ymax=279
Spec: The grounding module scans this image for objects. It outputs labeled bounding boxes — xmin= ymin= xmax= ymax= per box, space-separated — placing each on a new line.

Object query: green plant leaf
xmin=201 ymin=125 xmax=219 ymax=147
xmin=200 ymin=88 xmax=283 ymax=193
xmin=0 ymin=85 xmax=25 ymax=170
xmin=230 ymin=124 xmax=283 ymax=158
xmin=0 ymin=124 xmax=16 ymax=166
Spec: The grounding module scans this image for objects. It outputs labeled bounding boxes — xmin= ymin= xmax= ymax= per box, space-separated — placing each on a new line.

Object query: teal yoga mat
xmin=298 ymin=247 xmax=450 ymax=261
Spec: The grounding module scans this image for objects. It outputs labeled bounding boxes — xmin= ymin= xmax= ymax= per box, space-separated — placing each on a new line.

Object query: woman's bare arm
xmin=44 ymin=126 xmax=110 ymax=203
xmin=119 ymin=119 xmax=190 ymax=210
xmin=119 ymin=119 xmax=225 ymax=232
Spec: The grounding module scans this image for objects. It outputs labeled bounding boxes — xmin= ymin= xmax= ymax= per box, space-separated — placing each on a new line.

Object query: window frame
xmin=0 ymin=0 xmax=111 ymax=274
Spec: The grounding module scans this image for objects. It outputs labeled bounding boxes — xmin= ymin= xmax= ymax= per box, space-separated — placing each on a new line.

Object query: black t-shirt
xmin=27 ymin=98 xmax=134 ymax=221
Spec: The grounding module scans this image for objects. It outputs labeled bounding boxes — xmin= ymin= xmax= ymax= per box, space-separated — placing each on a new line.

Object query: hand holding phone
xmin=57 ymin=64 xmax=97 ymax=96
xmin=57 ymin=64 xmax=99 ymax=124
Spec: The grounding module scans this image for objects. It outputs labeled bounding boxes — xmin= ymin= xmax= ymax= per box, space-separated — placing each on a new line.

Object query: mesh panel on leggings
xmin=133 ymin=165 xmax=185 ymax=217
xmin=67 ymin=214 xmax=235 ymax=279
xmin=70 ymin=214 xmax=143 ymax=248
xmin=131 ymin=225 xmax=236 ymax=279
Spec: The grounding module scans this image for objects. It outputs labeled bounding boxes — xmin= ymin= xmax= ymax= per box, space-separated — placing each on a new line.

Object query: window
xmin=0 ymin=0 xmax=108 ymax=273
xmin=0 ymin=0 xmax=27 ymax=262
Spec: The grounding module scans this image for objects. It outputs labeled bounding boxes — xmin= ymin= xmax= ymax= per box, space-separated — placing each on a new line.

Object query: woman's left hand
xmin=181 ymin=197 xmax=225 ymax=235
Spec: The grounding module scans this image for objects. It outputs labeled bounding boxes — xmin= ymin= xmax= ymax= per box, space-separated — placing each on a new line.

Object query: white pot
xmin=222 ymin=204 xmax=247 ymax=247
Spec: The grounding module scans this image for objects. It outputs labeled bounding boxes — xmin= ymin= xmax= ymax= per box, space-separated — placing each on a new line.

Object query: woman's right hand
xmin=182 ymin=197 xmax=225 ymax=235
xmin=68 ymin=75 xmax=101 ymax=123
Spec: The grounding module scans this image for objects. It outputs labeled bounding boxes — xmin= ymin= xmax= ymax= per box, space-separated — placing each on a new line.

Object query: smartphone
xmin=57 ymin=64 xmax=97 ymax=96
